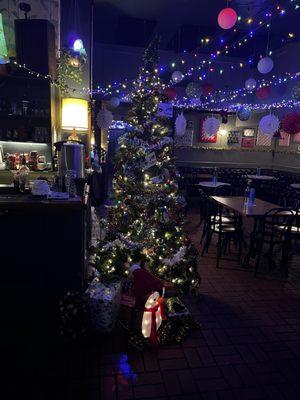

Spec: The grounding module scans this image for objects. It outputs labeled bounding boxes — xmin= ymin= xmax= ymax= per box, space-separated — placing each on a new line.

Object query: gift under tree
xmin=94 ymin=37 xmax=200 ymax=293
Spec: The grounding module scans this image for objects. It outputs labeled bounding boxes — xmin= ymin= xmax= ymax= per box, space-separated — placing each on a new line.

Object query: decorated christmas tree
xmin=94 ymin=38 xmax=200 ymax=293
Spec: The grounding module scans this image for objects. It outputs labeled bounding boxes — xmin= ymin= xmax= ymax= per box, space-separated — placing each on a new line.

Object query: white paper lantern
xmin=203 ymin=117 xmax=221 ymax=136
xmin=245 ymin=78 xmax=257 ymax=91
xmin=172 ymin=70 xmax=184 ymax=83
xmin=186 ymin=82 xmax=202 ymax=98
xmin=96 ymin=109 xmax=113 ymax=129
xmin=109 ymin=97 xmax=120 ymax=108
xmin=175 ymin=112 xmax=187 ymax=136
xmin=141 ymin=291 xmax=163 ymax=339
xmin=257 ymin=57 xmax=274 ymax=74
xmin=258 ymin=114 xmax=280 ymax=136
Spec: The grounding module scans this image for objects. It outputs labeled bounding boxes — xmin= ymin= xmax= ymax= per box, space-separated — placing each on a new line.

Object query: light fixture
xmin=73 ymin=38 xmax=84 ymax=52
xmin=61 ymin=98 xmax=88 ymax=141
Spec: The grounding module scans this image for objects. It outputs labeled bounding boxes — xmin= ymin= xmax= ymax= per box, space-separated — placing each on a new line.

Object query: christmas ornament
xmin=218 ymin=8 xmax=237 ymax=30
xmin=109 ymin=97 xmax=120 ymax=108
xmin=256 ymin=86 xmax=270 ymax=100
xmin=203 ymin=117 xmax=221 ymax=136
xmin=175 ymin=112 xmax=187 ymax=136
xmin=245 ymin=78 xmax=257 ymax=91
xmin=172 ymin=70 xmax=184 ymax=83
xmin=282 ymin=113 xmax=300 ymax=135
xmin=237 ymin=107 xmax=251 ymax=121
xmin=186 ymin=82 xmax=202 ymax=98
xmin=291 ymin=83 xmax=300 ymax=100
xmin=96 ymin=109 xmax=113 ymax=129
xmin=257 ymin=57 xmax=274 ymax=74
xmin=202 ymin=83 xmax=214 ymax=96
xmin=163 ymin=87 xmax=177 ymax=100
xmin=258 ymin=114 xmax=280 ymax=136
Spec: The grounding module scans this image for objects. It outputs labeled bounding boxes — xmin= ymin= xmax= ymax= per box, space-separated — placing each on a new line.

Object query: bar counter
xmin=0 ymin=189 xmax=91 ymax=336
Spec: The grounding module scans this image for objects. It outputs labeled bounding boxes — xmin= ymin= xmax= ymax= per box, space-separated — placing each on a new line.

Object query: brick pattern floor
xmin=7 ymin=209 xmax=300 ymax=399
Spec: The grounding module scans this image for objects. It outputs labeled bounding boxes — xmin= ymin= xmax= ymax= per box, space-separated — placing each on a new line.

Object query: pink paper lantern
xmin=163 ymin=87 xmax=177 ymax=100
xmin=202 ymin=83 xmax=214 ymax=96
xmin=218 ymin=8 xmax=237 ymax=30
xmin=256 ymin=86 xmax=270 ymax=100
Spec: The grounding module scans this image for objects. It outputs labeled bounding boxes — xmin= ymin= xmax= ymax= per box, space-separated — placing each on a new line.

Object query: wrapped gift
xmin=165 ymin=297 xmax=190 ymax=318
xmin=86 ymin=278 xmax=122 ymax=332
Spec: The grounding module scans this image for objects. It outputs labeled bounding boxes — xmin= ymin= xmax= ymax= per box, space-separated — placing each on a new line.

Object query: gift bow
xmin=144 ymin=297 xmax=166 ymax=350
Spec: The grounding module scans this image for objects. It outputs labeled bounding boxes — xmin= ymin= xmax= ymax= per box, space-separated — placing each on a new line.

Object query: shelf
xmin=0 ymin=141 xmax=51 ymax=146
xmin=0 ymin=114 xmax=49 ymax=121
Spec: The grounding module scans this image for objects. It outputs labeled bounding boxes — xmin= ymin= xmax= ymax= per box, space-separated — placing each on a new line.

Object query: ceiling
xmin=94 ymin=0 xmax=299 ymax=58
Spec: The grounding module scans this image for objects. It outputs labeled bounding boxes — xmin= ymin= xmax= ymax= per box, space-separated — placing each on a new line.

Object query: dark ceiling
xmin=94 ymin=0 xmax=300 ymax=60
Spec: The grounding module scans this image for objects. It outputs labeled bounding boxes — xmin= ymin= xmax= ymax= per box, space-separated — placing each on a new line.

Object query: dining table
xmin=246 ymin=174 xmax=275 ymax=181
xmin=290 ymin=183 xmax=300 ymax=190
xmin=211 ymin=196 xmax=283 ymax=268
xmin=197 ymin=181 xmax=231 ymax=188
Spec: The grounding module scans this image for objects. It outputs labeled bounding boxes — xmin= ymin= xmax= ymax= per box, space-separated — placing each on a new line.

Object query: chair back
xmin=258 ymin=207 xmax=295 ymax=243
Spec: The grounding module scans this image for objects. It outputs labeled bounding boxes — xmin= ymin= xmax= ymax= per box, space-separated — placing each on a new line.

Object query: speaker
xmin=14 ymin=19 xmax=56 ymax=77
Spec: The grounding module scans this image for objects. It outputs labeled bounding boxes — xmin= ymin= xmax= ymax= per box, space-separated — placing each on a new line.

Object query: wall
xmin=174 ymin=109 xmax=300 ymax=172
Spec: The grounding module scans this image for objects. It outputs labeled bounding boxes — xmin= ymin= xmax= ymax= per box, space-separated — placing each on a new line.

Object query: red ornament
xmin=163 ymin=87 xmax=177 ymax=100
xmin=282 ymin=113 xmax=300 ymax=135
xmin=202 ymin=83 xmax=214 ymax=96
xmin=218 ymin=8 xmax=237 ymax=30
xmin=256 ymin=86 xmax=270 ymax=100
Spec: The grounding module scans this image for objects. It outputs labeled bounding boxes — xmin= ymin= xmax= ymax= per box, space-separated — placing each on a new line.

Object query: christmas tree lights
xmin=93 ymin=38 xmax=200 ymax=293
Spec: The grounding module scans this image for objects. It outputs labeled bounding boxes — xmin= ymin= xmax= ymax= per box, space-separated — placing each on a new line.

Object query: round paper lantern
xmin=172 ymin=70 xmax=184 ymax=83
xmin=202 ymin=83 xmax=214 ymax=96
xmin=163 ymin=87 xmax=177 ymax=100
xmin=256 ymin=86 xmax=270 ymax=100
xmin=96 ymin=109 xmax=113 ymax=130
xmin=257 ymin=57 xmax=274 ymax=74
xmin=282 ymin=113 xmax=300 ymax=135
xmin=218 ymin=8 xmax=237 ymax=30
xmin=291 ymin=83 xmax=300 ymax=100
xmin=109 ymin=97 xmax=120 ymax=108
xmin=186 ymin=82 xmax=202 ymax=98
xmin=203 ymin=117 xmax=221 ymax=136
xmin=245 ymin=78 xmax=257 ymax=91
xmin=237 ymin=107 xmax=251 ymax=121
xmin=259 ymin=114 xmax=280 ymax=136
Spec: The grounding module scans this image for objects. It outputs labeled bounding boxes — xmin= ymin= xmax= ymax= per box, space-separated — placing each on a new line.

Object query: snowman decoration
xmin=142 ymin=290 xmax=165 ymax=348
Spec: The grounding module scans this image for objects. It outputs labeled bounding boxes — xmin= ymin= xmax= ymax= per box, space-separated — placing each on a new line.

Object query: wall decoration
xmin=279 ymin=131 xmax=290 ymax=147
xmin=109 ymin=97 xmax=120 ymax=108
xmin=199 ymin=118 xmax=218 ymax=143
xmin=292 ymin=83 xmax=300 ymax=101
xmin=241 ymin=137 xmax=255 ymax=148
xmin=187 ymin=120 xmax=194 ymax=129
xmin=217 ymin=7 xmax=237 ymax=30
xmin=293 ymin=132 xmax=300 ymax=143
xmin=237 ymin=107 xmax=251 ymax=121
xmin=243 ymin=128 xmax=255 ymax=137
xmin=256 ymin=131 xmax=272 ymax=146
xmin=175 ymin=112 xmax=187 ymax=136
xmin=203 ymin=117 xmax=220 ymax=136
xmin=174 ymin=129 xmax=193 ymax=147
xmin=245 ymin=78 xmax=257 ymax=91
xmin=227 ymin=131 xmax=241 ymax=146
xmin=163 ymin=87 xmax=177 ymax=100
xmin=202 ymin=83 xmax=215 ymax=96
xmin=97 ymin=109 xmax=113 ymax=130
xmin=257 ymin=57 xmax=274 ymax=74
xmin=172 ymin=71 xmax=184 ymax=83
xmin=282 ymin=113 xmax=300 ymax=135
xmin=258 ymin=114 xmax=280 ymax=136
xmin=256 ymin=86 xmax=271 ymax=100
xmin=186 ymin=82 xmax=202 ymax=98
xmin=157 ymin=103 xmax=173 ymax=118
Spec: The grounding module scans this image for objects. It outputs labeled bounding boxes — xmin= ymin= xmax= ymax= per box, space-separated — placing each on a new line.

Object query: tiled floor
xmin=6 ymin=209 xmax=300 ymax=399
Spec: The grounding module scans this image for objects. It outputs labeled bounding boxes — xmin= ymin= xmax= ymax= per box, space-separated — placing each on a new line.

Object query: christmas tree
xmin=94 ymin=38 xmax=200 ymax=293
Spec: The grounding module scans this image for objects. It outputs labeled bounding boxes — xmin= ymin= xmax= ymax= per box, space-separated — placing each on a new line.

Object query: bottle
xmin=256 ymin=168 xmax=261 ymax=176
xmin=243 ymin=180 xmax=251 ymax=206
xmin=212 ymin=167 xmax=218 ymax=185
xmin=19 ymin=154 xmax=30 ymax=193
